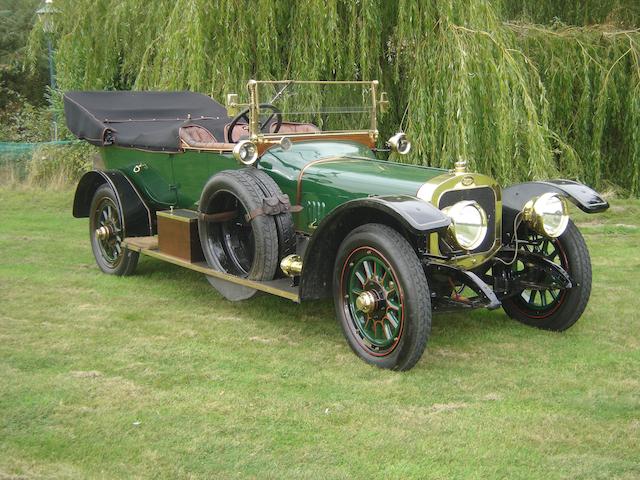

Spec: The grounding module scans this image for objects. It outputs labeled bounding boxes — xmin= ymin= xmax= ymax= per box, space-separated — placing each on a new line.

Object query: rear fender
xmin=299 ymin=195 xmax=449 ymax=300
xmin=73 ymin=170 xmax=154 ymax=237
xmin=502 ymin=180 xmax=609 ymax=240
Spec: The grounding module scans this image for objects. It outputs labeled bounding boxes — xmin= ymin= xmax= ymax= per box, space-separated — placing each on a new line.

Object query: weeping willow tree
xmin=28 ymin=0 xmax=640 ymax=195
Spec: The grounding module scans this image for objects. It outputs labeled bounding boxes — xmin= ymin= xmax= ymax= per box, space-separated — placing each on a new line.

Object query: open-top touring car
xmin=64 ymin=80 xmax=609 ymax=370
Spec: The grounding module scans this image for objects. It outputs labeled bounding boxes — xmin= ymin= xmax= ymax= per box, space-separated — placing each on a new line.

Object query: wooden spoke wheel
xmin=333 ymin=224 xmax=431 ymax=371
xmin=89 ymin=184 xmax=138 ymax=276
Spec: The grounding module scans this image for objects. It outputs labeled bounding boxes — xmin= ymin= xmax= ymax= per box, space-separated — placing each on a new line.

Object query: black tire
xmin=89 ymin=183 xmax=139 ymax=276
xmin=198 ymin=170 xmax=279 ymax=282
xmin=502 ymin=220 xmax=591 ymax=331
xmin=245 ymin=168 xmax=296 ymax=266
xmin=333 ymin=224 xmax=431 ymax=371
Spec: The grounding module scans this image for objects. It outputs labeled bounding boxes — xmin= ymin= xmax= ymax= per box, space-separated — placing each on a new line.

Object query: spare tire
xmin=245 ymin=168 xmax=296 ymax=266
xmin=198 ymin=170 xmax=279 ymax=300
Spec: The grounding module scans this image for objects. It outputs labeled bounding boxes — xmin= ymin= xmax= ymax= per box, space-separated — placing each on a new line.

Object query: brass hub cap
xmin=355 ymin=290 xmax=378 ymax=314
xmin=95 ymin=225 xmax=112 ymax=241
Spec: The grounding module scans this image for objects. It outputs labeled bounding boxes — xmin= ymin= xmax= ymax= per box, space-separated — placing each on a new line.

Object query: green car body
xmin=102 ymin=140 xmax=445 ymax=234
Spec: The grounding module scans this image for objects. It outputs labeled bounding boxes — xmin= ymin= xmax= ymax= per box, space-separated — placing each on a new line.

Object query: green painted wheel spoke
xmin=387 ymin=302 xmax=399 ymax=311
xmin=343 ymin=251 xmax=404 ymax=354
xmin=383 ymin=323 xmax=393 ymax=340
xmin=386 ymin=311 xmax=399 ymax=329
xmin=363 ymin=260 xmax=373 ymax=280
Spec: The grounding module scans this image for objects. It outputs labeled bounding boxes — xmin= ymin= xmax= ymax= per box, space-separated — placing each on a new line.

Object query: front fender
xmin=73 ymin=170 xmax=154 ymax=237
xmin=502 ymin=179 xmax=609 ymax=240
xmin=299 ymin=195 xmax=449 ymax=300
xmin=327 ymin=195 xmax=451 ymax=234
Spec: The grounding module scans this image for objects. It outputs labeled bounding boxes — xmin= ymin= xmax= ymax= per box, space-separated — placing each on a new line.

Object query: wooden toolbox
xmin=156 ymin=209 xmax=204 ymax=262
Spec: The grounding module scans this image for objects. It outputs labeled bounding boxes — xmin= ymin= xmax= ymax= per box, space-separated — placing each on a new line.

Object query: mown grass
xmin=0 ymin=188 xmax=639 ymax=479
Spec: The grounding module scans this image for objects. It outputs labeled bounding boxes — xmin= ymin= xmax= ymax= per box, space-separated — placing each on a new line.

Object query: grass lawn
xmin=1 ymin=188 xmax=639 ymax=479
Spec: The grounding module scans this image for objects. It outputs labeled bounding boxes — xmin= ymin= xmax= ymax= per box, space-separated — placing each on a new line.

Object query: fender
xmin=73 ymin=170 xmax=154 ymax=237
xmin=299 ymin=195 xmax=450 ymax=300
xmin=502 ymin=179 xmax=609 ymax=240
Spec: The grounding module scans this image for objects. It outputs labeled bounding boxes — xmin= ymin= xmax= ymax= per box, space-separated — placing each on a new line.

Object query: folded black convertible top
xmin=63 ymin=91 xmax=230 ymax=152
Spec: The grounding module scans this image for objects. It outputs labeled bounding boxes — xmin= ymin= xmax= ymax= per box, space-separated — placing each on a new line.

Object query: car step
xmin=123 ymin=236 xmax=300 ymax=302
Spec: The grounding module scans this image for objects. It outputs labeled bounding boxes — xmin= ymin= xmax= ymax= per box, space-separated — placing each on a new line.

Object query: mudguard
xmin=299 ymin=195 xmax=450 ymax=300
xmin=321 ymin=195 xmax=451 ymax=235
xmin=73 ymin=170 xmax=154 ymax=237
xmin=502 ymin=179 xmax=609 ymax=240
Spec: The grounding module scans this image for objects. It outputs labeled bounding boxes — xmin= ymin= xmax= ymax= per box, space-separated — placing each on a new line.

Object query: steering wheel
xmin=226 ymin=103 xmax=283 ymax=143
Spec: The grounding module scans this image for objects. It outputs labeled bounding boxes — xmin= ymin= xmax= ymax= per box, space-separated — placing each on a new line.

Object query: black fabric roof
xmin=63 ymin=91 xmax=231 ymax=152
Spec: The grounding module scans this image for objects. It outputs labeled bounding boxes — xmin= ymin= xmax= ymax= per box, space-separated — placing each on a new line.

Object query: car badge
xmin=462 ymin=176 xmax=474 ymax=186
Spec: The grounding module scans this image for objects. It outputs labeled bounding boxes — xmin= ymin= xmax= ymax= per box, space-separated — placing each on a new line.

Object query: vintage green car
xmin=64 ymin=80 xmax=609 ymax=370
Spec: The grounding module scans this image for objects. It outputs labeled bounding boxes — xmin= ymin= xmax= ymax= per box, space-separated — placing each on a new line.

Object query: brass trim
xmin=95 ymin=225 xmax=111 ymax=240
xmin=355 ymin=290 xmax=377 ymax=314
xmin=280 ymin=254 xmax=303 ymax=277
xmin=247 ymin=79 xmax=260 ymax=140
xmin=243 ymin=79 xmax=381 ymax=145
xmin=417 ymin=171 xmax=503 ymax=269
xmin=522 ymin=193 xmax=569 ymax=238
xmin=370 ymin=80 xmax=378 ymax=133
xmin=124 ymin=236 xmax=300 ymax=302
xmin=454 ymin=159 xmax=468 ymax=174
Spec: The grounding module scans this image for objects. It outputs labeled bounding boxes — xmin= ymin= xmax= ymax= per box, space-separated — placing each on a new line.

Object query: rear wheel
xmin=333 ymin=224 xmax=431 ymax=371
xmin=89 ymin=184 xmax=138 ymax=276
xmin=502 ymin=220 xmax=591 ymax=331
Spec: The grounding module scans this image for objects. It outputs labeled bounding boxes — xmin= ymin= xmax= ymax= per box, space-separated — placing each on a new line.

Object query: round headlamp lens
xmin=233 ymin=140 xmax=258 ymax=165
xmin=387 ymin=132 xmax=411 ymax=155
xmin=444 ymin=201 xmax=488 ymax=250
xmin=531 ymin=193 xmax=569 ymax=237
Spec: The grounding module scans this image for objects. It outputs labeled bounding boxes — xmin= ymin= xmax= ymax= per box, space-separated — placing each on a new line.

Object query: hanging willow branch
xmin=28 ymin=0 xmax=640 ymax=195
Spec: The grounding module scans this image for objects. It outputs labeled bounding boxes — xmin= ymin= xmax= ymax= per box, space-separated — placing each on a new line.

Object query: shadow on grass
xmin=131 ymin=255 xmax=526 ymax=352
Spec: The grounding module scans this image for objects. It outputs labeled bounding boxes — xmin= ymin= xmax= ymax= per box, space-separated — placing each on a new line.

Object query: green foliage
xmin=501 ymin=0 xmax=640 ymax=27
xmin=26 ymin=142 xmax=93 ymax=186
xmin=0 ymin=99 xmax=52 ymax=142
xmin=0 ymin=0 xmax=48 ymax=107
xmin=27 ymin=0 xmax=640 ymax=195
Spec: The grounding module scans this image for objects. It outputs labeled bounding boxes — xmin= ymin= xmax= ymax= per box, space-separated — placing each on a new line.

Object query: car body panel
xmin=100 ymin=140 xmax=449 ymax=234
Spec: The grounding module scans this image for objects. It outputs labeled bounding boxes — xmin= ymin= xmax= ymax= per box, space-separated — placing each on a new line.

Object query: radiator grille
xmin=438 ymin=187 xmax=497 ymax=254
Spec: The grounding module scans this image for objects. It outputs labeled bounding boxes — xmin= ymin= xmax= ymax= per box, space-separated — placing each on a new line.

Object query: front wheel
xmin=333 ymin=224 xmax=431 ymax=371
xmin=502 ymin=220 xmax=591 ymax=331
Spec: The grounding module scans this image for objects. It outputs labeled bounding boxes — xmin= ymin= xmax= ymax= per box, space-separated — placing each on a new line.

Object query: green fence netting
xmin=0 ymin=141 xmax=75 ymax=180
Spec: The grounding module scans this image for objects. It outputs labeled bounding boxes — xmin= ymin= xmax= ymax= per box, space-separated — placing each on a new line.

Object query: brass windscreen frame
xmin=245 ymin=79 xmax=380 ymax=143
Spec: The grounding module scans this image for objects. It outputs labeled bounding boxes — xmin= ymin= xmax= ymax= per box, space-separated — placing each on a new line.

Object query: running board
xmin=123 ymin=236 xmax=300 ymax=302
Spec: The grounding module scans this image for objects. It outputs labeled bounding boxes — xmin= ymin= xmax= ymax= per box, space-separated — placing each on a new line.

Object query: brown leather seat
xmin=221 ymin=121 xmax=321 ymax=144
xmin=270 ymin=122 xmax=320 ymax=134
xmin=223 ymin=123 xmax=251 ymax=143
xmin=179 ymin=125 xmax=234 ymax=150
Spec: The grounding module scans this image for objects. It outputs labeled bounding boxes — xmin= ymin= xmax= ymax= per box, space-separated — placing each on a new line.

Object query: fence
xmin=0 ymin=141 xmax=76 ymax=182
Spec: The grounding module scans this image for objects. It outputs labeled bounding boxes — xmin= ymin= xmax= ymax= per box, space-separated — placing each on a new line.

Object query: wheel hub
xmin=342 ymin=248 xmax=404 ymax=355
xmin=355 ymin=290 xmax=378 ymax=314
xmin=95 ymin=225 xmax=113 ymax=241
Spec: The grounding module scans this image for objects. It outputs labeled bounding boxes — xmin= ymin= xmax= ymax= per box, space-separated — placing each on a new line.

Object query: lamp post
xmin=36 ymin=0 xmax=57 ymax=140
